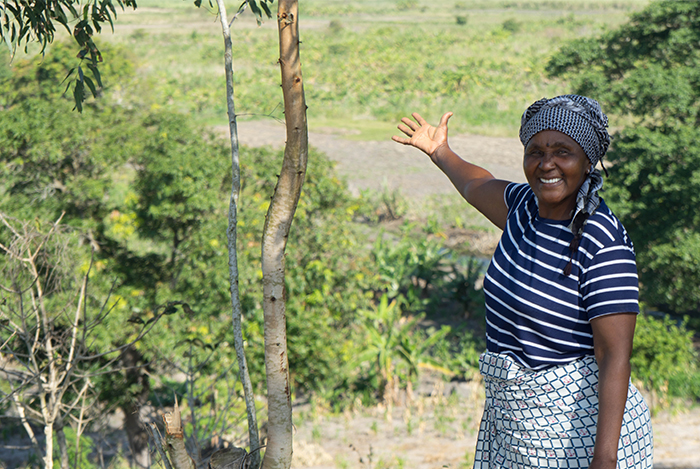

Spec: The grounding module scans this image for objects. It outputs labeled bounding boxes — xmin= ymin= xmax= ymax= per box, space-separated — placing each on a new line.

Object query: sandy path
xmin=236 ymin=120 xmax=700 ymax=469
xmin=236 ymin=120 xmax=527 ymax=200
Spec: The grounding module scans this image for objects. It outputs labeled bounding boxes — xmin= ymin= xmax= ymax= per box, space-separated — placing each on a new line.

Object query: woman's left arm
xmin=589 ymin=312 xmax=637 ymax=469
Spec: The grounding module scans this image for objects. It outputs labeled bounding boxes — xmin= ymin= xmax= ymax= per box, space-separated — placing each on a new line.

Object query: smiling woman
xmin=392 ymin=95 xmax=653 ymax=469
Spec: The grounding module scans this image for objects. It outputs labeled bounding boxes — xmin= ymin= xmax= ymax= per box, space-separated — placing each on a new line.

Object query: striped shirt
xmin=483 ymin=183 xmax=640 ymax=370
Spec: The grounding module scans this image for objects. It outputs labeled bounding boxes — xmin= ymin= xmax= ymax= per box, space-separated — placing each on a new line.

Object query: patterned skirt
xmin=473 ymin=352 xmax=653 ymax=469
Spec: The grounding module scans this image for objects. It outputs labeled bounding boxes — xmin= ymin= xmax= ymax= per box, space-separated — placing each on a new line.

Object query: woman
xmin=392 ymin=95 xmax=653 ymax=469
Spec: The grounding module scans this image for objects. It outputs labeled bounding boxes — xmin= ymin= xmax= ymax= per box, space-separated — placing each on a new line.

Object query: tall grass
xmin=90 ymin=0 xmax=651 ymax=137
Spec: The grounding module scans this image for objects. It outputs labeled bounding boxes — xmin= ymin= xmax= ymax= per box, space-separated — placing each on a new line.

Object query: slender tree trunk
xmin=163 ymin=401 xmax=196 ymax=469
xmin=261 ymin=1 xmax=308 ymax=468
xmin=56 ymin=424 xmax=70 ymax=469
xmin=215 ymin=1 xmax=261 ymax=467
xmin=44 ymin=421 xmax=54 ymax=469
xmin=122 ymin=346 xmax=151 ymax=468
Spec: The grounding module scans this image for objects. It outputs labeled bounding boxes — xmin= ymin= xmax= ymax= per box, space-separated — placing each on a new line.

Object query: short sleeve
xmin=580 ymin=240 xmax=640 ymax=320
xmin=504 ymin=183 xmax=531 ymax=217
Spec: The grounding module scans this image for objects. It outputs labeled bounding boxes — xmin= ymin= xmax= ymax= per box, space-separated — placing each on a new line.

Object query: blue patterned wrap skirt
xmin=473 ymin=352 xmax=653 ymax=469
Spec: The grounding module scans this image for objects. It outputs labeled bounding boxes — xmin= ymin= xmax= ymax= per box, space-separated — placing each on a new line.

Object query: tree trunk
xmin=163 ymin=401 xmax=196 ymax=469
xmin=260 ymin=1 xmax=308 ymax=468
xmin=43 ymin=421 xmax=54 ymax=469
xmin=122 ymin=346 xmax=151 ymax=468
xmin=56 ymin=424 xmax=70 ymax=469
xmin=214 ymin=1 xmax=262 ymax=468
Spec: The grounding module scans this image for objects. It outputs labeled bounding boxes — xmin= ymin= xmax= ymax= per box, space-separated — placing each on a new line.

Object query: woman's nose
xmin=539 ymin=153 xmax=556 ymax=170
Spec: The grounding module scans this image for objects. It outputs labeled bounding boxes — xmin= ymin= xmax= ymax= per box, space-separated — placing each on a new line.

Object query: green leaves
xmin=354 ymin=294 xmax=453 ymax=397
xmin=132 ymin=112 xmax=229 ymax=247
xmin=0 ymin=0 xmax=137 ymax=111
xmin=631 ymin=313 xmax=699 ymax=401
xmin=248 ymin=0 xmax=275 ymax=26
xmin=548 ymin=0 xmax=700 ymax=126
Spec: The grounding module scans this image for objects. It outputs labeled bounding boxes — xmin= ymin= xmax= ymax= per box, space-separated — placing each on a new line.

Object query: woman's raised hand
xmin=392 ymin=112 xmax=453 ymax=161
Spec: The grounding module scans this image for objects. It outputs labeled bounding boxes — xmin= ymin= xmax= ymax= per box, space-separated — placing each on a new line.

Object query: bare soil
xmin=234 ymin=120 xmax=527 ymax=200
xmin=234 ymin=120 xmax=700 ymax=469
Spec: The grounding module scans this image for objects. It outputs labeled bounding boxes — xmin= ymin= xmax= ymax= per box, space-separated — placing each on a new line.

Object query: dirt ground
xmin=235 ymin=120 xmax=700 ymax=469
xmin=235 ymin=120 xmax=527 ymax=199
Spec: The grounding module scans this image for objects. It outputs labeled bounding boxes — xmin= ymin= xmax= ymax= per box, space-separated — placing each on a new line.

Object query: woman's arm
xmin=392 ymin=112 xmax=510 ymax=229
xmin=589 ymin=313 xmax=637 ymax=469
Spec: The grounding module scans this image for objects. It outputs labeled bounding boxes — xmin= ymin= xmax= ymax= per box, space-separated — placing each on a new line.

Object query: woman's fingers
xmin=438 ymin=112 xmax=453 ymax=128
xmin=393 ymin=112 xmax=448 ymax=152
xmin=400 ymin=116 xmax=420 ymax=132
xmin=397 ymin=123 xmax=414 ymax=136
xmin=412 ymin=113 xmax=428 ymax=126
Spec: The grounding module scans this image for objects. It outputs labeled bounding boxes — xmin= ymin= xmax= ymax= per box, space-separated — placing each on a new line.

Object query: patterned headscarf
xmin=519 ymin=95 xmax=611 ymax=275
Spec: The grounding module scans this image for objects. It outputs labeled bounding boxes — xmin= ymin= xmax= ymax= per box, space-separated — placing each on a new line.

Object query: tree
xmin=2 ymin=1 xmax=308 ymax=468
xmin=212 ymin=2 xmax=268 ymax=466
xmin=0 ymin=213 xmax=165 ymax=469
xmin=548 ymin=1 xmax=700 ymax=315
xmin=259 ymin=1 xmax=307 ymax=467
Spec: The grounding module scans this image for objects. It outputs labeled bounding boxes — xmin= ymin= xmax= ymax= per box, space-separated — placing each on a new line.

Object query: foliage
xmin=372 ymin=233 xmax=444 ymax=311
xmin=0 ymin=0 xmax=138 ymax=110
xmin=0 ymin=40 xmax=135 ymax=109
xmin=431 ymin=325 xmax=484 ymax=381
xmin=455 ymin=15 xmax=469 ymax=26
xmin=53 ymin=428 xmax=98 ymax=469
xmin=371 ymin=230 xmax=484 ymax=316
xmin=631 ymin=313 xmax=700 ymax=401
xmin=0 ymin=41 xmax=139 ymax=229
xmin=234 ymin=146 xmax=378 ymax=396
xmin=548 ymin=0 xmax=700 ymax=314
xmin=0 ymin=0 xmax=273 ymax=111
xmin=353 ymin=294 xmax=452 ymax=400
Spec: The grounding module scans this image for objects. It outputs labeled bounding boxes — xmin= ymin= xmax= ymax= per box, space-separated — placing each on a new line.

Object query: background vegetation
xmin=1 ymin=0 xmax=699 ymax=467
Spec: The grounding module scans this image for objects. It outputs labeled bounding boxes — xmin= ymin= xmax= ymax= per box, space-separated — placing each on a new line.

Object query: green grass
xmin=80 ymin=0 xmax=652 ymax=139
xmin=311 ymin=118 xmax=398 ymax=141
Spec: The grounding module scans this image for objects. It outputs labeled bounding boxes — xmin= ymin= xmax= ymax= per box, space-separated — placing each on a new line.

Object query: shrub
xmin=631 ymin=313 xmax=700 ymax=401
xmin=502 ymin=18 xmax=522 ymax=33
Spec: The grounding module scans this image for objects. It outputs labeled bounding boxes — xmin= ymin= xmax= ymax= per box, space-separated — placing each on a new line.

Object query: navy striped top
xmin=483 ymin=183 xmax=640 ymax=370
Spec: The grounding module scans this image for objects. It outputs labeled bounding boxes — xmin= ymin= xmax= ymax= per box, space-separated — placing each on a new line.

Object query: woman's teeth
xmin=540 ymin=177 xmax=562 ymax=184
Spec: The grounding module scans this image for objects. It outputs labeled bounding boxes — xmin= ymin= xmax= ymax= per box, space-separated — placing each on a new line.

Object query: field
xmin=95 ymin=0 xmax=650 ymax=137
xmin=3 ymin=0 xmax=700 ymax=468
xmin=91 ymin=0 xmax=653 ymax=226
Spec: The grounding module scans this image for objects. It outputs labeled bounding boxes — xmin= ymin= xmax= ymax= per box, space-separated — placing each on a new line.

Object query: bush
xmin=631 ymin=313 xmax=700 ymax=401
xmin=502 ymin=18 xmax=522 ymax=33
xmin=456 ymin=15 xmax=469 ymax=26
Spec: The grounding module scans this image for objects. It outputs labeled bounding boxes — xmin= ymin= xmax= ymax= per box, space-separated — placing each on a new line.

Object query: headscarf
xmin=519 ymin=95 xmax=611 ymax=275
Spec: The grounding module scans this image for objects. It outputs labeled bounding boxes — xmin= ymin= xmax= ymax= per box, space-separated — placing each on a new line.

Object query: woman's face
xmin=523 ymin=130 xmax=591 ymax=220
